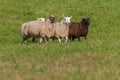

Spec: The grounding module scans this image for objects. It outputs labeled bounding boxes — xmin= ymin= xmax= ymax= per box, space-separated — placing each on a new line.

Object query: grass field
xmin=0 ymin=0 xmax=120 ymax=80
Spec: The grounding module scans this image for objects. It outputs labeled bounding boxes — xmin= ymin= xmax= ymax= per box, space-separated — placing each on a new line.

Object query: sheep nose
xmin=67 ymin=22 xmax=70 ymax=25
xmin=67 ymin=20 xmax=70 ymax=23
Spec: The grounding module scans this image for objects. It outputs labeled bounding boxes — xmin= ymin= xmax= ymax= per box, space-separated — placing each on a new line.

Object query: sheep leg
xmin=43 ymin=37 xmax=47 ymax=42
xmin=78 ymin=37 xmax=81 ymax=41
xmin=52 ymin=37 xmax=55 ymax=41
xmin=45 ymin=37 xmax=49 ymax=43
xmin=65 ymin=36 xmax=68 ymax=43
xmin=72 ymin=37 xmax=74 ymax=41
xmin=22 ymin=37 xmax=27 ymax=44
xmin=68 ymin=37 xmax=70 ymax=41
xmin=41 ymin=35 xmax=47 ymax=43
xmin=84 ymin=36 xmax=87 ymax=40
xmin=32 ymin=38 xmax=36 ymax=42
xmin=39 ymin=38 xmax=43 ymax=43
xmin=57 ymin=37 xmax=61 ymax=43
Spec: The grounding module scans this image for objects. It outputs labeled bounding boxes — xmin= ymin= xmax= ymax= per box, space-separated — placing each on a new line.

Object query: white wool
xmin=37 ymin=18 xmax=45 ymax=22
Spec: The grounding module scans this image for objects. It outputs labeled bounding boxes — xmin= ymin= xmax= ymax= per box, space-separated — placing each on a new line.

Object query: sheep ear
xmin=88 ymin=18 xmax=90 ymax=20
xmin=51 ymin=15 xmax=55 ymax=17
xmin=62 ymin=14 xmax=64 ymax=18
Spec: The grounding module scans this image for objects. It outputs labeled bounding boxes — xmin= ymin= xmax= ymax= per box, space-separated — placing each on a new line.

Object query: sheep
xmin=21 ymin=15 xmax=56 ymax=43
xmin=32 ymin=15 xmax=56 ymax=42
xmin=68 ymin=18 xmax=90 ymax=41
xmin=52 ymin=16 xmax=72 ymax=43
xmin=37 ymin=17 xmax=45 ymax=22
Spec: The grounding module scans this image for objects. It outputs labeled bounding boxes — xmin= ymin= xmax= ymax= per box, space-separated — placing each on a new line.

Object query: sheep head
xmin=49 ymin=15 xmax=56 ymax=23
xmin=81 ymin=18 xmax=90 ymax=25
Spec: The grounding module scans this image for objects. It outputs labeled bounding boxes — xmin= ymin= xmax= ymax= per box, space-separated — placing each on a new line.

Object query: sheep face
xmin=49 ymin=15 xmax=56 ymax=23
xmin=82 ymin=18 xmax=90 ymax=25
xmin=63 ymin=16 xmax=72 ymax=25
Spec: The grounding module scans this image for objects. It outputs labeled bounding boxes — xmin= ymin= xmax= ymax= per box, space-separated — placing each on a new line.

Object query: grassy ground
xmin=0 ymin=0 xmax=120 ymax=80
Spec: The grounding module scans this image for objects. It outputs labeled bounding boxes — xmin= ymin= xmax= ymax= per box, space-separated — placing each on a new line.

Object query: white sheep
xmin=53 ymin=16 xmax=72 ymax=43
xmin=21 ymin=16 xmax=56 ymax=43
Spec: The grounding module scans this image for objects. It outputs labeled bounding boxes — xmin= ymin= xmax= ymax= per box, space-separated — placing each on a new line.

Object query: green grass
xmin=0 ymin=0 xmax=120 ymax=80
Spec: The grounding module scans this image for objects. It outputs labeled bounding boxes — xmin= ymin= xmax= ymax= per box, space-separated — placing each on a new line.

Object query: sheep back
xmin=69 ymin=22 xmax=81 ymax=38
xmin=21 ymin=21 xmax=44 ymax=38
xmin=54 ymin=21 xmax=69 ymax=38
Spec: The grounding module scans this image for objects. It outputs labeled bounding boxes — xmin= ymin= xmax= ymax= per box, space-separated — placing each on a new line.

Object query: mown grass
xmin=0 ymin=0 xmax=120 ymax=80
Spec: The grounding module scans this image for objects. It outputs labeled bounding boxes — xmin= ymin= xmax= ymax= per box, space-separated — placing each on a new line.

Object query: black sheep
xmin=68 ymin=18 xmax=90 ymax=41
